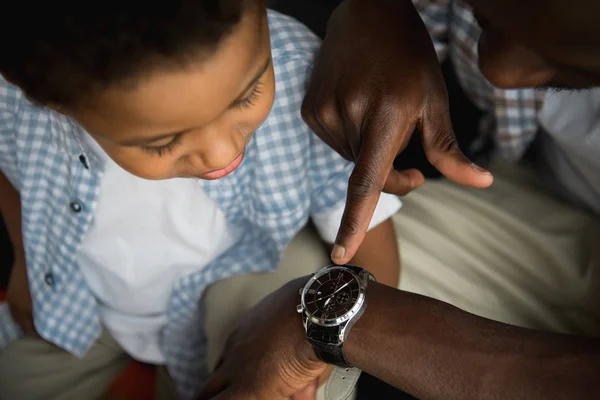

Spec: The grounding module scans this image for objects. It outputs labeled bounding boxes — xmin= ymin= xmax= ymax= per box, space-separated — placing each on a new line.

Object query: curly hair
xmin=0 ymin=0 xmax=257 ymax=107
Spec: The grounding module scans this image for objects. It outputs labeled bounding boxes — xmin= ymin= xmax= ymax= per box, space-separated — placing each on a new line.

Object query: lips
xmin=196 ymin=151 xmax=245 ymax=180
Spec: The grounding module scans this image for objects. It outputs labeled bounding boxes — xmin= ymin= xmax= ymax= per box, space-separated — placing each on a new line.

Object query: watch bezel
xmin=301 ymin=266 xmax=367 ymax=327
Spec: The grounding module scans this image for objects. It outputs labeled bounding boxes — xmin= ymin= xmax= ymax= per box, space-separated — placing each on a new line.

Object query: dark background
xmin=0 ymin=1 xmax=486 ymax=398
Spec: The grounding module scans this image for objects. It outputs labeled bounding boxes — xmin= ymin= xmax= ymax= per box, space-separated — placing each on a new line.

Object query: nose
xmin=185 ymin=124 xmax=247 ymax=172
xmin=478 ymin=28 xmax=556 ymax=89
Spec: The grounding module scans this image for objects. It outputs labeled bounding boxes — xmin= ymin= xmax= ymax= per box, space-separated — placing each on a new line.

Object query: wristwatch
xmin=296 ymin=264 xmax=375 ymax=368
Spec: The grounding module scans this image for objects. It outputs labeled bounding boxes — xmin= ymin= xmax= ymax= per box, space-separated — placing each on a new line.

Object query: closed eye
xmin=230 ymin=80 xmax=263 ymax=110
xmin=141 ymin=133 xmax=183 ymax=157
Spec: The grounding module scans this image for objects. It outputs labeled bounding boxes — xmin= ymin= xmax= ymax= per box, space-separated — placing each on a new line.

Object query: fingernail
xmin=331 ymin=245 xmax=345 ymax=263
xmin=471 ymin=163 xmax=492 ymax=175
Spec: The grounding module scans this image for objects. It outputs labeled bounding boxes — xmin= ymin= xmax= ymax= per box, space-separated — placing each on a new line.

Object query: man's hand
xmin=302 ymin=0 xmax=494 ymax=264
xmin=7 ymin=258 xmax=35 ymax=334
xmin=197 ymin=278 xmax=327 ymax=400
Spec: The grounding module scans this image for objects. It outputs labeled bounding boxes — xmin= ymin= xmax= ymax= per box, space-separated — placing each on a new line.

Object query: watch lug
xmin=338 ymin=320 xmax=349 ymax=342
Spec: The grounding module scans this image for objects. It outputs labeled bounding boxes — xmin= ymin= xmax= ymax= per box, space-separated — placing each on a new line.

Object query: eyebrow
xmin=119 ymin=56 xmax=272 ymax=147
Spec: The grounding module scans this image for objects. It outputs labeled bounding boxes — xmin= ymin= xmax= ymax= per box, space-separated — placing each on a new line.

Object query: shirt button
xmin=79 ymin=154 xmax=89 ymax=170
xmin=44 ymin=273 xmax=54 ymax=286
xmin=69 ymin=200 xmax=83 ymax=213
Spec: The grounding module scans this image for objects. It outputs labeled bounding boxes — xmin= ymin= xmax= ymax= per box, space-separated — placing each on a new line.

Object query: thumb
xmin=421 ymin=101 xmax=493 ymax=188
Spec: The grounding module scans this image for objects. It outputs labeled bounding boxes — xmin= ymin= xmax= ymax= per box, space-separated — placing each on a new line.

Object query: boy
xmin=0 ymin=1 xmax=401 ymax=399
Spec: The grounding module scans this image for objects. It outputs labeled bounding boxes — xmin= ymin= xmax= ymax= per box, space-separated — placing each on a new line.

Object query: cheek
xmin=102 ymin=146 xmax=177 ymax=180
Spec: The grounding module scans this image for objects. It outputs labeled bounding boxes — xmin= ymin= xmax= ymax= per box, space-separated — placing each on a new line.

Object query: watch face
xmin=302 ymin=267 xmax=362 ymax=324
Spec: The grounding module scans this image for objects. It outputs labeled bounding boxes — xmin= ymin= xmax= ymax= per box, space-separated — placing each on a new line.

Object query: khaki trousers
xmin=396 ymin=159 xmax=600 ymax=335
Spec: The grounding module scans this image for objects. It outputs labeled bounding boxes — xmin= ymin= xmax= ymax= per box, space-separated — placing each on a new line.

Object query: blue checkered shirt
xmin=0 ymin=10 xmax=353 ymax=399
xmin=414 ymin=0 xmax=546 ymax=160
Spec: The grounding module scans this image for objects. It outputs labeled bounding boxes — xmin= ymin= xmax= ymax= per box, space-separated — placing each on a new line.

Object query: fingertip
xmin=470 ymin=163 xmax=494 ymax=187
xmin=404 ymin=169 xmax=425 ymax=189
xmin=478 ymin=172 xmax=494 ymax=188
xmin=331 ymin=244 xmax=353 ymax=265
xmin=432 ymin=154 xmax=495 ymax=189
xmin=331 ymin=244 xmax=346 ymax=264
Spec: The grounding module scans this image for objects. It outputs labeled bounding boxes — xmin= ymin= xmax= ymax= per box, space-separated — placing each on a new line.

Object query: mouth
xmin=195 ymin=151 xmax=245 ymax=180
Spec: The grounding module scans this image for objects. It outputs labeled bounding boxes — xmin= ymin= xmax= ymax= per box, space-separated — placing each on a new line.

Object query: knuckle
xmin=301 ymin=99 xmax=341 ymax=133
xmin=431 ymin=128 xmax=460 ymax=154
xmin=343 ymin=88 xmax=369 ymax=120
xmin=315 ymin=101 xmax=341 ymax=131
xmin=348 ymin=167 xmax=381 ymax=200
xmin=366 ymin=100 xmax=409 ymax=143
xmin=338 ymin=216 xmax=361 ymax=239
xmin=300 ymin=99 xmax=318 ymax=128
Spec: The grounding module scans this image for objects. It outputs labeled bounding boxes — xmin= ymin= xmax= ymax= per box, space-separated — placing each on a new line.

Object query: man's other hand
xmin=197 ymin=278 xmax=327 ymax=400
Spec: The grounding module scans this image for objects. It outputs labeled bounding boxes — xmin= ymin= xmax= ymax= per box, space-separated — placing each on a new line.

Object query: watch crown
xmin=296 ymin=304 xmax=303 ymax=314
xmin=298 ymin=288 xmax=304 ymax=295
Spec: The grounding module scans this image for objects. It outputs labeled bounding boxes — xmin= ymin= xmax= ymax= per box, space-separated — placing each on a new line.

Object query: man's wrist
xmin=343 ymin=281 xmax=388 ymax=368
xmin=293 ymin=271 xmax=391 ymax=368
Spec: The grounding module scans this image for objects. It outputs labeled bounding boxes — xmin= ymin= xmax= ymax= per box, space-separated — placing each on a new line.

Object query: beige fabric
xmin=0 ymin=329 xmax=178 ymax=400
xmin=0 ymin=330 xmax=130 ymax=400
xmin=396 ymin=159 xmax=600 ymax=335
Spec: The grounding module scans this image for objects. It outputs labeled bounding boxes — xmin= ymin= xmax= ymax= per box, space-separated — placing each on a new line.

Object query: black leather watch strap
xmin=301 ymin=264 xmax=372 ymax=369
xmin=307 ymin=324 xmax=352 ymax=368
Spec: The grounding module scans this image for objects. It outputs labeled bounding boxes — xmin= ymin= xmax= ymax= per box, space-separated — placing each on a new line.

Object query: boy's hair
xmin=0 ymin=1 xmax=255 ymax=107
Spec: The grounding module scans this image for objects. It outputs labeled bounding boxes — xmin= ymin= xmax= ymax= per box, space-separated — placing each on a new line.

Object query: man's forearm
xmin=0 ymin=171 xmax=24 ymax=263
xmin=346 ymin=282 xmax=600 ymax=399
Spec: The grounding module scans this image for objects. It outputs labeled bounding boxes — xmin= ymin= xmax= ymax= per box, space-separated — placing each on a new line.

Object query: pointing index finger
xmin=332 ymin=128 xmax=401 ymax=264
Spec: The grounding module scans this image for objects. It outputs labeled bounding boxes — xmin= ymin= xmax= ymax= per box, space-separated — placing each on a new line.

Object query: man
xmin=304 ymin=0 xmax=599 ymax=264
xmin=197 ymin=0 xmax=600 ymax=399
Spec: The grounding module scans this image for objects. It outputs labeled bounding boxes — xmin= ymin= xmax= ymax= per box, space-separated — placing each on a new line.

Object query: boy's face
xmin=71 ymin=7 xmax=274 ymax=180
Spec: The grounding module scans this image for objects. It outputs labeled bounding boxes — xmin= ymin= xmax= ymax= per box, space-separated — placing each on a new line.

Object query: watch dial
xmin=304 ymin=269 xmax=361 ymax=320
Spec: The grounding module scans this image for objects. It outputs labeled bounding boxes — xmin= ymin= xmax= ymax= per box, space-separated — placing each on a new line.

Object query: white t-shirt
xmin=78 ymin=134 xmax=401 ymax=363
xmin=538 ymin=89 xmax=600 ymax=216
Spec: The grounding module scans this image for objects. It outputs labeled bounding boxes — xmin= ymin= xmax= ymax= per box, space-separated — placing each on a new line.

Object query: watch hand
xmin=324 ymin=297 xmax=332 ymax=307
xmin=314 ymin=293 xmax=335 ymax=302
xmin=333 ymin=281 xmax=351 ymax=294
